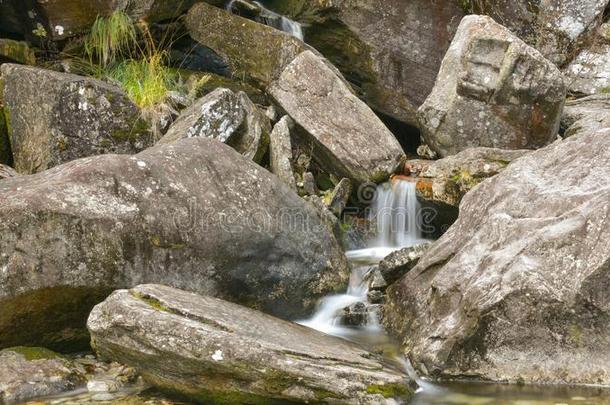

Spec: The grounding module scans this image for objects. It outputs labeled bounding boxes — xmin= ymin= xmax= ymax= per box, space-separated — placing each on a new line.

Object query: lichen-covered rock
xmin=418 ymin=15 xmax=566 ymax=158
xmin=0 ymin=0 xmax=200 ymax=41
xmin=0 ymin=347 xmax=85 ymax=403
xmin=158 ymin=88 xmax=270 ymax=163
xmin=186 ymin=2 xmax=311 ymax=89
xmin=565 ymin=23 xmax=610 ymax=95
xmin=1 ymin=64 xmax=151 ymax=174
xmin=407 ymin=148 xmax=530 ymax=208
xmin=384 ymin=129 xmax=610 ymax=385
xmin=0 ymin=137 xmax=349 ymax=351
xmin=0 ymin=164 xmax=17 ymax=180
xmin=269 ymin=115 xmax=297 ymax=189
xmin=562 ymin=93 xmax=610 ymax=137
xmin=88 ymin=284 xmax=413 ymax=404
xmin=378 ymin=243 xmax=431 ymax=286
xmin=269 ymin=51 xmax=405 ymax=186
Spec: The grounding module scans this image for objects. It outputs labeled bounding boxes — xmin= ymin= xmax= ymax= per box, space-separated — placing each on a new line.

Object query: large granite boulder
xmin=418 ymin=15 xmax=566 ymax=158
xmin=564 ymin=23 xmax=610 ymax=95
xmin=88 ymin=284 xmax=413 ymax=404
xmin=0 ymin=347 xmax=85 ymax=403
xmin=384 ymin=129 xmax=610 ymax=385
xmin=0 ymin=137 xmax=349 ymax=351
xmin=186 ymin=2 xmax=311 ymax=89
xmin=269 ymin=50 xmax=405 ymax=185
xmin=0 ymin=0 xmax=200 ymax=41
xmin=158 ymin=88 xmax=270 ymax=163
xmin=2 ymin=64 xmax=151 ymax=174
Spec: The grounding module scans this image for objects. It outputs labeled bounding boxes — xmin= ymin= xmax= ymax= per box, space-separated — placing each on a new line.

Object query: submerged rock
xmin=88 ymin=284 xmax=413 ymax=404
xmin=384 ymin=128 xmax=610 ymax=385
xmin=2 ymin=64 xmax=151 ymax=174
xmin=269 ymin=51 xmax=405 ymax=186
xmin=158 ymin=88 xmax=270 ymax=163
xmin=0 ymin=137 xmax=348 ymax=351
xmin=418 ymin=15 xmax=566 ymax=158
xmin=0 ymin=347 xmax=85 ymax=403
xmin=269 ymin=115 xmax=297 ymax=189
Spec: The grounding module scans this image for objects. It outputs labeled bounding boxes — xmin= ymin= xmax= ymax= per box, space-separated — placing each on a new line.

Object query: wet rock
xmin=269 ymin=115 xmax=296 ymax=189
xmin=367 ymin=290 xmax=385 ymax=305
xmin=378 ymin=243 xmax=431 ymax=286
xmin=88 ymin=284 xmax=414 ymax=403
xmin=269 ymin=50 xmax=405 ymax=186
xmin=0 ymin=0 xmax=199 ymax=41
xmin=408 ymin=148 xmax=531 ymax=208
xmin=325 ymin=178 xmax=352 ymax=217
xmin=384 ymin=128 xmax=610 ymax=385
xmin=1 ymin=64 xmax=152 ymax=174
xmin=186 ymin=2 xmax=312 ymax=89
xmin=158 ymin=88 xmax=270 ymax=163
xmin=418 ymin=15 xmax=566 ymax=158
xmin=562 ymin=94 xmax=610 ymax=137
xmin=0 ymin=137 xmax=348 ymax=351
xmin=341 ymin=302 xmax=369 ymax=327
xmin=0 ymin=164 xmax=17 ymax=180
xmin=364 ymin=267 xmax=388 ymax=291
xmin=0 ymin=347 xmax=85 ymax=403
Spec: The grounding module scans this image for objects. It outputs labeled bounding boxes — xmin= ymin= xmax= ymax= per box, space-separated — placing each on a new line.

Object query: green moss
xmin=2 ymin=346 xmax=64 ymax=361
xmin=457 ymin=0 xmax=473 ymax=12
xmin=366 ymin=383 xmax=411 ymax=399
xmin=111 ymin=118 xmax=151 ymax=143
xmin=600 ymin=86 xmax=610 ymax=94
xmin=0 ymin=39 xmax=36 ymax=65
xmin=130 ymin=291 xmax=173 ymax=313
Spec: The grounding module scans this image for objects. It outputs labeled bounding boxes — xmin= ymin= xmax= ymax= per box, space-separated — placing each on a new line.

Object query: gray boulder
xmin=88 ymin=284 xmax=413 ymax=404
xmin=2 ymin=64 xmax=151 ymax=174
xmin=325 ymin=178 xmax=352 ymax=217
xmin=384 ymin=128 xmax=610 ymax=385
xmin=418 ymin=15 xmax=566 ymax=158
xmin=269 ymin=51 xmax=405 ymax=186
xmin=158 ymin=88 xmax=270 ymax=163
xmin=562 ymin=94 xmax=610 ymax=137
xmin=0 ymin=347 xmax=85 ymax=403
xmin=406 ymin=148 xmax=530 ymax=208
xmin=269 ymin=115 xmax=297 ymax=189
xmin=378 ymin=243 xmax=431 ymax=286
xmin=0 ymin=137 xmax=348 ymax=351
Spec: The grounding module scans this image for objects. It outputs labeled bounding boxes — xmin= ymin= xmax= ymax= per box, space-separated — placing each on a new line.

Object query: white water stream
xmin=226 ymin=0 xmax=304 ymax=40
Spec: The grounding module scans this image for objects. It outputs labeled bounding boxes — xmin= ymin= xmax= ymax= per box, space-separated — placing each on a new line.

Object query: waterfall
xmin=300 ymin=179 xmax=426 ymax=338
xmin=226 ymin=0 xmax=304 ymax=40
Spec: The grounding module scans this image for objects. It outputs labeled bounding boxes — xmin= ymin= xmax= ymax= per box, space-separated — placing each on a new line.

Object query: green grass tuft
xmin=85 ymin=11 xmax=137 ymax=68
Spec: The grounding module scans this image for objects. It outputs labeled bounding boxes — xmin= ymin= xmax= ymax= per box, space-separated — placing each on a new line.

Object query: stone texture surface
xmin=565 ymin=23 xmax=610 ymax=95
xmin=418 ymin=15 xmax=566 ymax=158
xmin=0 ymin=137 xmax=349 ymax=351
xmin=562 ymin=93 xmax=610 ymax=137
xmin=269 ymin=50 xmax=405 ymax=186
xmin=384 ymin=128 xmax=610 ymax=385
xmin=378 ymin=243 xmax=431 ymax=286
xmin=158 ymin=88 xmax=270 ymax=163
xmin=0 ymin=347 xmax=85 ymax=403
xmin=88 ymin=284 xmax=413 ymax=404
xmin=0 ymin=164 xmax=17 ymax=180
xmin=2 ymin=64 xmax=151 ymax=174
xmin=406 ymin=148 xmax=531 ymax=209
xmin=269 ymin=115 xmax=297 ymax=189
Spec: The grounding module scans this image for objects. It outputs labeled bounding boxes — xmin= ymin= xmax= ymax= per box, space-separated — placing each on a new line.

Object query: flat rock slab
xmin=269 ymin=50 xmax=405 ymax=186
xmin=88 ymin=284 xmax=413 ymax=404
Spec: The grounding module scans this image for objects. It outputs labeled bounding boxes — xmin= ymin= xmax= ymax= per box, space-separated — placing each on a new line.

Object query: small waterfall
xmin=226 ymin=0 xmax=304 ymax=40
xmin=300 ymin=179 xmax=426 ymax=337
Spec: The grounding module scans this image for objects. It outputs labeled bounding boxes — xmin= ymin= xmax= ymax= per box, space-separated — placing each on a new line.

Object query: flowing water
xmin=300 ymin=179 xmax=610 ymax=404
xmin=225 ymin=0 xmax=304 ymax=40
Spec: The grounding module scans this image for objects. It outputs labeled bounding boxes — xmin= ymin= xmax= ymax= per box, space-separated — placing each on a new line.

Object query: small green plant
xmin=109 ymin=53 xmax=176 ymax=108
xmin=84 ymin=11 xmax=136 ymax=68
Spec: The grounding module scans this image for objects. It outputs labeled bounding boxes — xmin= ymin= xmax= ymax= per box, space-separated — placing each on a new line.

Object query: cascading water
xmin=300 ymin=179 xmax=426 ymax=340
xmin=225 ymin=0 xmax=304 ymax=40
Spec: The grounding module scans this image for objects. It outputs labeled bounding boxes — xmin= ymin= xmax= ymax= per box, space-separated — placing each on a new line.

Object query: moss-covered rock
xmin=88 ymin=284 xmax=414 ymax=404
xmin=0 ymin=38 xmax=36 ymax=65
xmin=2 ymin=63 xmax=152 ymax=174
